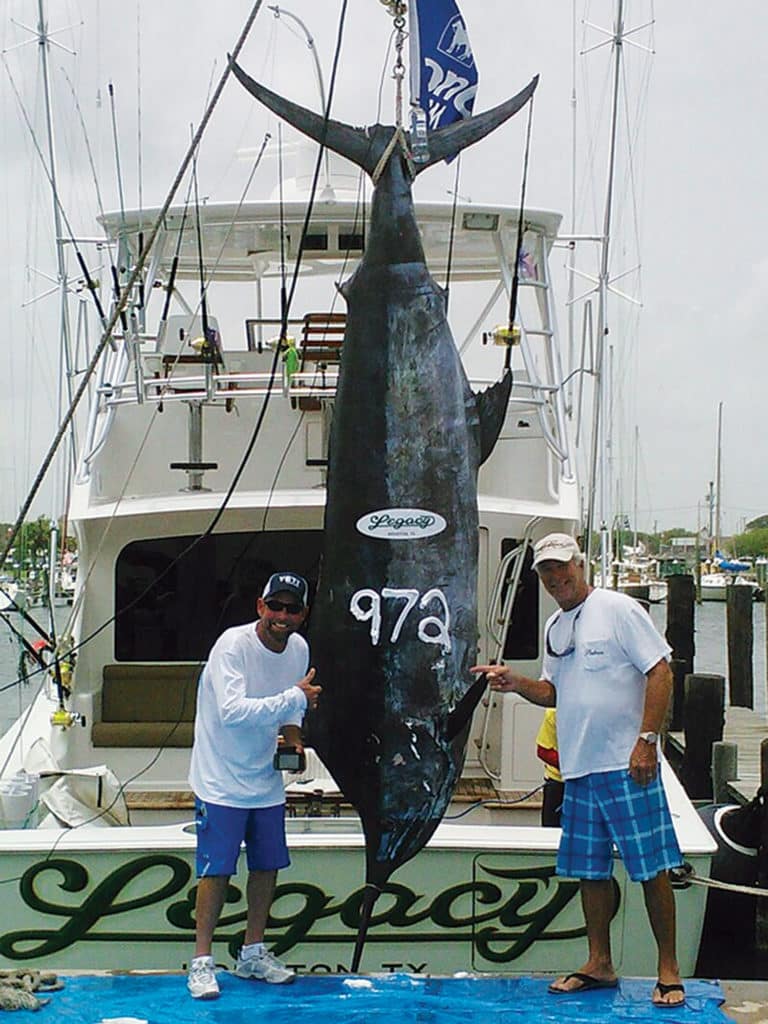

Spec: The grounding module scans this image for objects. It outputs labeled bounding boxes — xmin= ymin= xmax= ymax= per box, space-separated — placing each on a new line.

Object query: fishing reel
xmin=50 ymin=707 xmax=86 ymax=730
xmin=484 ymin=324 xmax=521 ymax=347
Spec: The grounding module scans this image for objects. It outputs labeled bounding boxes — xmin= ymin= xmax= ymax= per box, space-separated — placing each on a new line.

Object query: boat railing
xmin=476 ymin=518 xmax=541 ymax=783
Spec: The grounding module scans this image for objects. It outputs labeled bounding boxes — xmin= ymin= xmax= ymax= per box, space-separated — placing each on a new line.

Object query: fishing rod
xmin=504 ymin=94 xmax=535 ymax=372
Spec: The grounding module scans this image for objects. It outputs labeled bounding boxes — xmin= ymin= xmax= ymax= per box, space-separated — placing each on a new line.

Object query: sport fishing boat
xmin=0 ymin=0 xmax=714 ymax=979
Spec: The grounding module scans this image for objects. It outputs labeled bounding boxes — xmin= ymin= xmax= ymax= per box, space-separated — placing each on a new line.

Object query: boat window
xmin=297 ymin=232 xmax=328 ymax=251
xmin=500 ymin=538 xmax=539 ymax=662
xmin=114 ymin=531 xmax=322 ymax=661
xmin=338 ymin=230 xmax=364 ymax=251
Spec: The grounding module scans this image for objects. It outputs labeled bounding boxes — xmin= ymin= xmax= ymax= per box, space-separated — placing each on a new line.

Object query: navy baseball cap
xmin=261 ymin=572 xmax=309 ymax=607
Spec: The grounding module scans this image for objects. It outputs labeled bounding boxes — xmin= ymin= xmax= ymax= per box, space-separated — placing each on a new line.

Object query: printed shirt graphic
xmin=409 ymin=0 xmax=478 ymax=131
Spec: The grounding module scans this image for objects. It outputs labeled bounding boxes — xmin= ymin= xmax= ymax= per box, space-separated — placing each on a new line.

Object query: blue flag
xmin=409 ymin=0 xmax=478 ymax=131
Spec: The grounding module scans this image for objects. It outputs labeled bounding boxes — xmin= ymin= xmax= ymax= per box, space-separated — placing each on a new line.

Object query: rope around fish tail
xmin=351 ymin=882 xmax=383 ymax=973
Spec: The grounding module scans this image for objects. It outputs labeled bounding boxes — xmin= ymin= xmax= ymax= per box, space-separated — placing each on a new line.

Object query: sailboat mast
xmin=36 ymin=0 xmax=78 ymax=477
xmin=633 ymin=424 xmax=639 ymax=551
xmin=585 ymin=0 xmax=625 ymax=586
xmin=715 ymin=400 xmax=723 ymax=554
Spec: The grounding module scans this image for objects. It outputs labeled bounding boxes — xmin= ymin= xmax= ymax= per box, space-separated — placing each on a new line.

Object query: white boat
xmin=0 ymin=579 xmax=20 ymax=613
xmin=615 ymin=557 xmax=668 ymax=604
xmin=699 ymin=572 xmax=764 ymax=603
xmin=0 ymin=1 xmax=714 ymax=980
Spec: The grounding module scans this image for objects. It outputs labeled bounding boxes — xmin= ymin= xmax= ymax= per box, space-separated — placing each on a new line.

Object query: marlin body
xmin=233 ymin=62 xmax=537 ymax=953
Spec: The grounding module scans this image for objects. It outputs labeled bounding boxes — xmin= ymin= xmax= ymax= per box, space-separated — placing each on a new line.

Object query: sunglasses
xmin=545 ymin=607 xmax=582 ymax=658
xmin=265 ymin=599 xmax=304 ymax=615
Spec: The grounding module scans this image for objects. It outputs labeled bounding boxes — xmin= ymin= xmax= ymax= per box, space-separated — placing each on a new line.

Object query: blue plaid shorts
xmin=556 ymin=768 xmax=682 ymax=882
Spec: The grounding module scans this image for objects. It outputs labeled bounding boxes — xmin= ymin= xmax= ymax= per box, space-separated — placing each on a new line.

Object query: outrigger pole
xmin=0 ymin=0 xmax=266 ymax=573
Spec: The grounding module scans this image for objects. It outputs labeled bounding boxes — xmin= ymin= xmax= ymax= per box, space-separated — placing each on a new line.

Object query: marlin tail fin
xmin=231 ymin=58 xmax=538 ymax=177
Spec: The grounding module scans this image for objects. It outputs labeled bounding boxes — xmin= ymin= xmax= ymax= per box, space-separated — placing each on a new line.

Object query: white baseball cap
xmin=531 ymin=533 xmax=582 ymax=570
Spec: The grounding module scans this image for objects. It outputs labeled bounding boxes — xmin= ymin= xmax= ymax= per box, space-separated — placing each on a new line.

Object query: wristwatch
xmin=638 ymin=731 xmax=658 ymax=745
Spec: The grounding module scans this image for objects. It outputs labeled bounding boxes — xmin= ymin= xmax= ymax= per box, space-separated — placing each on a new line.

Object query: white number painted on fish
xmin=349 ymin=587 xmax=451 ymax=653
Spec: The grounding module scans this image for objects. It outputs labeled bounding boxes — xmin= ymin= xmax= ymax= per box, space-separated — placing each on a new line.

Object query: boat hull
xmin=0 ymin=807 xmax=712 ymax=977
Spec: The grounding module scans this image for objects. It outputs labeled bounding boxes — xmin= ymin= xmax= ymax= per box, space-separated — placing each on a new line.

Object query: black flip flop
xmin=548 ymin=972 xmax=619 ymax=994
xmin=652 ymin=982 xmax=686 ymax=1008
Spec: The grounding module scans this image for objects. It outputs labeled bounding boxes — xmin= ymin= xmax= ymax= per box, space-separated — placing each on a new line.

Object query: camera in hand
xmin=273 ymin=745 xmax=306 ymax=773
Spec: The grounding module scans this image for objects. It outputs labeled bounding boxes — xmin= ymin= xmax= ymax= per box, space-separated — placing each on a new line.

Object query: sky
xmin=0 ymin=0 xmax=766 ymax=540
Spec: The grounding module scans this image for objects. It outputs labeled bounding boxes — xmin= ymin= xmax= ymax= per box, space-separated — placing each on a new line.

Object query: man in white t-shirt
xmin=472 ymin=534 xmax=685 ymax=1008
xmin=187 ymin=572 xmax=321 ymax=1000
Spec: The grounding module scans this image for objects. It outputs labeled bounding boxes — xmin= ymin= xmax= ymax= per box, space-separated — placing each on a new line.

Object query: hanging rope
xmin=504 ymin=94 xmax=535 ymax=372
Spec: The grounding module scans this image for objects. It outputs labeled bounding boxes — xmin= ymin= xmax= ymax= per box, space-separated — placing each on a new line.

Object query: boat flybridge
xmin=62 ymin=160 xmax=580 ymax=799
xmin=0 ymin=159 xmax=714 ymax=976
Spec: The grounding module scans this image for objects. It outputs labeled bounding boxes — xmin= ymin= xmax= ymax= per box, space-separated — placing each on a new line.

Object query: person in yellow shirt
xmin=536 ymin=707 xmax=564 ymax=827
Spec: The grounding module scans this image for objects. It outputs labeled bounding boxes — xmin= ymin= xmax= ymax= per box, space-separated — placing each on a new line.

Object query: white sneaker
xmin=187 ymin=955 xmax=220 ymax=999
xmin=234 ymin=948 xmax=295 ymax=984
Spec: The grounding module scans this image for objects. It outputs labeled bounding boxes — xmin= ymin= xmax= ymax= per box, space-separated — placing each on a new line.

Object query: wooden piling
xmin=666 ymin=574 xmax=695 ymax=674
xmin=669 ymin=658 xmax=687 ymax=731
xmin=755 ymin=739 xmax=768 ymax=950
xmin=680 ymin=673 xmax=725 ymax=800
xmin=711 ymin=740 xmax=738 ymax=804
xmin=726 ymin=585 xmax=754 ymax=708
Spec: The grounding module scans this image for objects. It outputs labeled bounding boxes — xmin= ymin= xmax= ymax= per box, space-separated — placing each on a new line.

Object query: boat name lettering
xmin=350 ymin=587 xmax=451 ymax=653
xmin=356 ymin=509 xmax=447 ymax=540
xmin=2 ymin=856 xmax=589 ymax=963
xmin=0 ymin=855 xmax=191 ymax=960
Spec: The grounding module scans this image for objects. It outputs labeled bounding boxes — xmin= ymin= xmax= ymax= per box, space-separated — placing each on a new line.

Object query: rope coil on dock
xmin=0 ymin=969 xmax=63 ymax=1011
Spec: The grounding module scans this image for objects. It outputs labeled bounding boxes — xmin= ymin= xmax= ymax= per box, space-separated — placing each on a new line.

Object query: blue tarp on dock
xmin=11 ymin=973 xmax=727 ymax=1023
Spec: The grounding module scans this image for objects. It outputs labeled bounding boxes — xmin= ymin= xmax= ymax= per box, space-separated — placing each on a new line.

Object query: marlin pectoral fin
xmin=230 ymin=58 xmax=382 ymax=174
xmin=474 ymin=371 xmax=513 ymax=465
xmin=445 ymin=673 xmax=488 ymax=743
xmin=414 ymin=76 xmax=539 ymax=172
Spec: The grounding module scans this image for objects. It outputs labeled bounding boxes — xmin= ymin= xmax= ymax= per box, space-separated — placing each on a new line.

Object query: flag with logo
xmin=409 ymin=0 xmax=478 ymax=131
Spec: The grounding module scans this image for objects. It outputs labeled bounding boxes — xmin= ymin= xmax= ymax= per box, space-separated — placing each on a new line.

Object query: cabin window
xmin=500 ymin=538 xmax=539 ymax=662
xmin=114 ymin=530 xmax=322 ymax=661
xmin=338 ymin=231 xmax=364 ymax=251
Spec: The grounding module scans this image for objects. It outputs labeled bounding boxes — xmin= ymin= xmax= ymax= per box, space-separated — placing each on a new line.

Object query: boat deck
xmin=125 ymin=777 xmax=545 ymax=815
xmin=5 ymin=971 xmax=751 ymax=1024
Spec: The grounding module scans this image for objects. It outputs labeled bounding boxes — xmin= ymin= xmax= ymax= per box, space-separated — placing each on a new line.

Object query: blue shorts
xmin=556 ymin=768 xmax=682 ymax=882
xmin=194 ymin=799 xmax=290 ymax=877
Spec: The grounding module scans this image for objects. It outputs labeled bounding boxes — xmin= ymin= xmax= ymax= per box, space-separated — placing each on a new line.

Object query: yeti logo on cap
xmin=262 ymin=571 xmax=309 ymax=605
xmin=278 ymin=574 xmax=301 ymax=590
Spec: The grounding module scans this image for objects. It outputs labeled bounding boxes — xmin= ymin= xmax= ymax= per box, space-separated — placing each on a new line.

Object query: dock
xmin=668 ymin=703 xmax=768 ymax=806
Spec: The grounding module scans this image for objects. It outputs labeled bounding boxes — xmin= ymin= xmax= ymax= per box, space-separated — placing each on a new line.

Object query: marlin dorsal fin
xmin=474 ymin=371 xmax=512 ymax=465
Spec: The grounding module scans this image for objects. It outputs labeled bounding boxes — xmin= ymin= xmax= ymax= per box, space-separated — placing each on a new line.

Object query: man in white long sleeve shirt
xmin=187 ymin=572 xmax=321 ymax=1000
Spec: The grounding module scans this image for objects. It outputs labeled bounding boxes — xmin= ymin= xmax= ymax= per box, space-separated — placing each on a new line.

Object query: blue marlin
xmin=232 ymin=60 xmax=537 ymax=967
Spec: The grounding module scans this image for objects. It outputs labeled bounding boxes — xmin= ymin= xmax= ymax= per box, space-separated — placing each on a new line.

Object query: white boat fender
xmin=698 ymin=801 xmax=759 ymax=886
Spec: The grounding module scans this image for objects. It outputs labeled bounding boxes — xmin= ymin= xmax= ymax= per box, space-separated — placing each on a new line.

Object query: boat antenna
xmin=0 ymin=0 xmax=267 ymax=573
xmin=504 ymin=94 xmax=535 ymax=372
